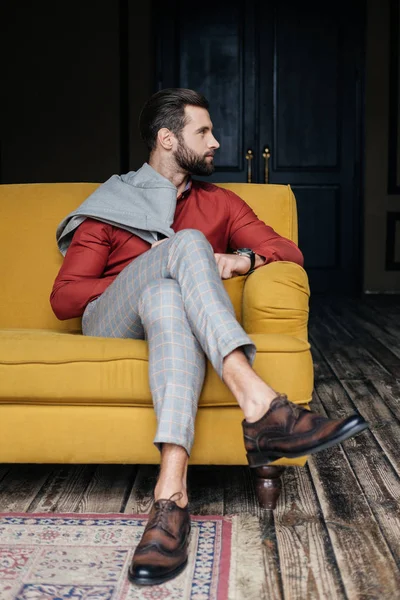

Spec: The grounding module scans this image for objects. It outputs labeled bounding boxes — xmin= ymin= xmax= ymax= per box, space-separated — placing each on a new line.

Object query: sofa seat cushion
xmin=0 ymin=329 xmax=312 ymax=406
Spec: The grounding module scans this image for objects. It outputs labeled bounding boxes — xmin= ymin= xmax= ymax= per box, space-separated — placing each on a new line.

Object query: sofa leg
xmin=253 ymin=465 xmax=286 ymax=510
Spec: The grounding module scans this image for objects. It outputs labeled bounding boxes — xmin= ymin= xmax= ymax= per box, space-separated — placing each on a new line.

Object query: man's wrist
xmin=233 ymin=248 xmax=256 ymax=274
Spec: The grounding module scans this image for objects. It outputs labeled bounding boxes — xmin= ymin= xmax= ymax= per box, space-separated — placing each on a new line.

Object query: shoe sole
xmin=127 ymin=559 xmax=188 ymax=586
xmin=247 ymin=421 xmax=369 ymax=468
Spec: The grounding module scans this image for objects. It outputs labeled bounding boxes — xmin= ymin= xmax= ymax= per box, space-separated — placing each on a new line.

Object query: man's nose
xmin=209 ymin=135 xmax=220 ymax=149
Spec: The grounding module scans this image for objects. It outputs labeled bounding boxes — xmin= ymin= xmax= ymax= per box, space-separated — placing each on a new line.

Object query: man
xmin=51 ymin=88 xmax=368 ymax=587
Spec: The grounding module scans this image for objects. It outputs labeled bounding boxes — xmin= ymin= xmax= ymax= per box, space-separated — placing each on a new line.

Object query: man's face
xmin=173 ymin=106 xmax=220 ymax=176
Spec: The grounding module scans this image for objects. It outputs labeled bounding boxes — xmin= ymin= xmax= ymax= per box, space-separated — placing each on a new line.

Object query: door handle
xmin=245 ymin=149 xmax=253 ymax=183
xmin=263 ymin=146 xmax=271 ymax=183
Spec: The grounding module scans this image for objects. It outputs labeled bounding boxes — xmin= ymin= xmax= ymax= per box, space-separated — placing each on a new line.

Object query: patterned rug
xmin=0 ymin=512 xmax=266 ymax=600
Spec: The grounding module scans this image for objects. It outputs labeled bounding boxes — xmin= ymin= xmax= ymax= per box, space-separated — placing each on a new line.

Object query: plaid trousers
xmin=82 ymin=229 xmax=256 ymax=455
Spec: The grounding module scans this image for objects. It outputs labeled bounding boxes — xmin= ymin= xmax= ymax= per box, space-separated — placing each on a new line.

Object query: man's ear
xmin=157 ymin=128 xmax=174 ymax=150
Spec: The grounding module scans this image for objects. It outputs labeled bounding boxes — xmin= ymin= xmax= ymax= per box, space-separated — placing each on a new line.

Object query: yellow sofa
xmin=0 ymin=182 xmax=313 ymax=508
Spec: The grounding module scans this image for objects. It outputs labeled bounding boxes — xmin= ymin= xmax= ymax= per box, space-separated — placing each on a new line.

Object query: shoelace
xmin=148 ymin=492 xmax=184 ymax=535
xmin=276 ymin=394 xmax=305 ymax=419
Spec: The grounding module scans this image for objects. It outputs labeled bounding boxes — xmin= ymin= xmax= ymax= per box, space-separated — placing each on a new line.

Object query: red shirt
xmin=50 ymin=180 xmax=303 ymax=320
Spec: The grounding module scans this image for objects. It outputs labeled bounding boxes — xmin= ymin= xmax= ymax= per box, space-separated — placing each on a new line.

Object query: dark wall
xmin=0 ymin=1 xmax=154 ymax=183
xmin=364 ymin=0 xmax=400 ymax=291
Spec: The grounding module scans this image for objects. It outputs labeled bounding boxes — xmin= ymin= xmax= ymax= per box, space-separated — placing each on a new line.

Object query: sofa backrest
xmin=0 ymin=182 xmax=298 ymax=330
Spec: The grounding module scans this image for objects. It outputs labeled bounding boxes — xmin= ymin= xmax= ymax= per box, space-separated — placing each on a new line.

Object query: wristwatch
xmin=233 ymin=248 xmax=256 ymax=274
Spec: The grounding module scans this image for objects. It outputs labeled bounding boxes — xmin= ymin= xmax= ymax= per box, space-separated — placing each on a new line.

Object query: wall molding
xmin=388 ymin=0 xmax=400 ymax=193
xmin=386 ymin=211 xmax=400 ymax=270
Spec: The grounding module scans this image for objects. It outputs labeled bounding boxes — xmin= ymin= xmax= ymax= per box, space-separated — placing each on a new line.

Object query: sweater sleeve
xmin=225 ymin=190 xmax=304 ymax=267
xmin=50 ymin=218 xmax=113 ymax=320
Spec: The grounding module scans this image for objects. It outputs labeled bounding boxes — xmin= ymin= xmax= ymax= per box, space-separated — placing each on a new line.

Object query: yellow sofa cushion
xmin=0 ymin=329 xmax=313 ymax=406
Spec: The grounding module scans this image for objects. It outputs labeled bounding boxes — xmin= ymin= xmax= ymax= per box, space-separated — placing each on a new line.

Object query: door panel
xmin=273 ymin=3 xmax=340 ymax=169
xmin=293 ymin=186 xmax=340 ymax=269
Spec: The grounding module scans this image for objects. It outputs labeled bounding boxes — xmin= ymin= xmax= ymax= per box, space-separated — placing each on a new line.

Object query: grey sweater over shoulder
xmin=56 ymin=163 xmax=178 ymax=256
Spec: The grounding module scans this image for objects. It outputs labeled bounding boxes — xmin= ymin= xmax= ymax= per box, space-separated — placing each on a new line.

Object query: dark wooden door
xmin=154 ymin=0 xmax=365 ymax=293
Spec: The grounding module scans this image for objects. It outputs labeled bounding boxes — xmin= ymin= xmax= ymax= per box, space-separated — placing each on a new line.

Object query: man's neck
xmin=148 ymin=156 xmax=190 ymax=197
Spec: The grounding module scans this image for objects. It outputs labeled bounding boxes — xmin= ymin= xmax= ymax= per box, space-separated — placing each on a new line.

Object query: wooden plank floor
xmin=1 ymin=295 xmax=400 ymax=599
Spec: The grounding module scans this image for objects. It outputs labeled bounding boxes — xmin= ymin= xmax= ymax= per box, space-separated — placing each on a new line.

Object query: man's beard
xmin=174 ymin=138 xmax=215 ymax=176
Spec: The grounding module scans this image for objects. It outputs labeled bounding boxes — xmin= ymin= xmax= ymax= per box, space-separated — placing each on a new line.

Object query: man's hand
xmin=214 ymin=253 xmax=251 ymax=279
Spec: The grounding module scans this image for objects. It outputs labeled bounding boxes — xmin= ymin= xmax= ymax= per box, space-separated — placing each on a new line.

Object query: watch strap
xmin=234 ymin=248 xmax=256 ymax=274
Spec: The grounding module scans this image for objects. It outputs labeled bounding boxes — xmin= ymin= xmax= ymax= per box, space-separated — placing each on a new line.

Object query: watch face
xmin=239 ymin=248 xmax=252 ymax=253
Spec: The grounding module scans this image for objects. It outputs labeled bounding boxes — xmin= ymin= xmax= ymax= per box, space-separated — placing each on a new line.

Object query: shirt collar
xmin=177 ymin=178 xmax=193 ymax=201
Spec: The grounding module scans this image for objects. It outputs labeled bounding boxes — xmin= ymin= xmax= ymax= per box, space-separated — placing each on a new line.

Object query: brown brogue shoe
xmin=243 ymin=394 xmax=369 ymax=468
xmin=128 ymin=493 xmax=191 ymax=586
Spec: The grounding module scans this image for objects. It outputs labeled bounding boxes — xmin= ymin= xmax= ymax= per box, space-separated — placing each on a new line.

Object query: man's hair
xmin=139 ymin=88 xmax=209 ymax=152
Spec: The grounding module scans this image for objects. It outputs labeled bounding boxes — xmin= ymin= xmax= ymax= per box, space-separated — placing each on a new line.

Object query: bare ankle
xmin=243 ymin=388 xmax=278 ymax=422
xmin=155 ymin=443 xmax=189 ymax=507
xmin=244 ymin=403 xmax=269 ymax=423
xmin=222 ymin=349 xmax=277 ymax=418
xmin=154 ymin=483 xmax=188 ymax=507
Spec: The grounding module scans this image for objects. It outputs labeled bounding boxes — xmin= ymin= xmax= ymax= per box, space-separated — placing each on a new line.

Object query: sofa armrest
xmin=242 ymin=261 xmax=310 ymax=340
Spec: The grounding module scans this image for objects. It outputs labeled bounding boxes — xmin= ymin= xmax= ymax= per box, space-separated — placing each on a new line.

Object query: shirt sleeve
xmin=225 ymin=190 xmax=304 ymax=267
xmin=50 ymin=218 xmax=113 ymax=320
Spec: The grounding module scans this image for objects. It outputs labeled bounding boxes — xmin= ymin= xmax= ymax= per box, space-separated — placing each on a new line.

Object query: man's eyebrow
xmin=194 ymin=125 xmax=212 ymax=133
